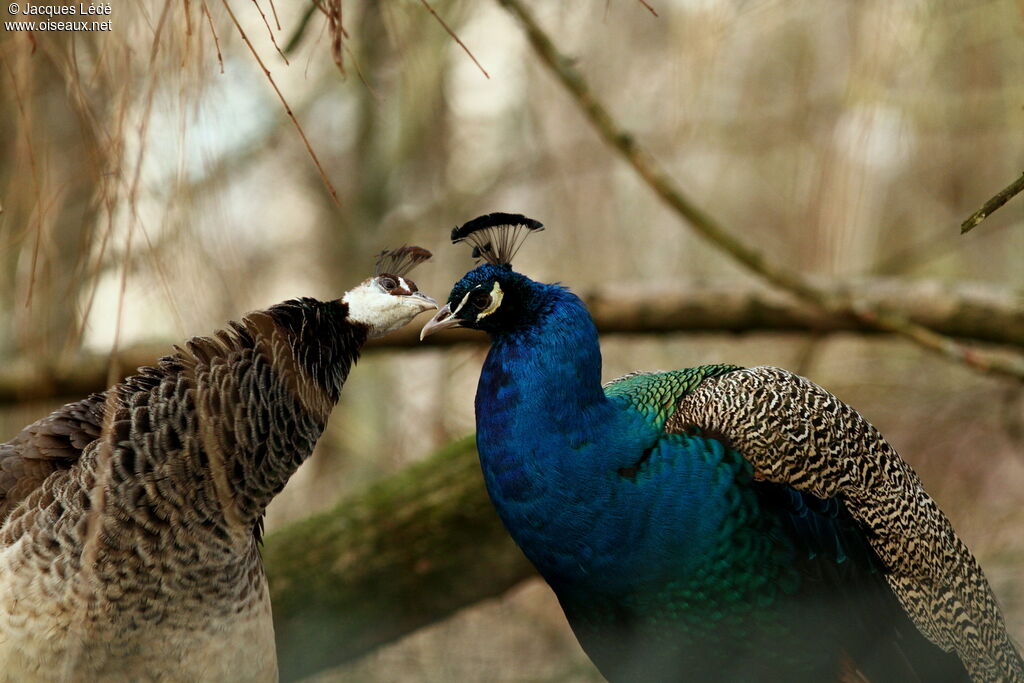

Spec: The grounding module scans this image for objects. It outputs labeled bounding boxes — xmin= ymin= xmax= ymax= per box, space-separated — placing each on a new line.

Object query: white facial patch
xmin=475 ymin=281 xmax=504 ymax=320
xmin=391 ymin=276 xmax=414 ymax=295
xmin=452 ymin=280 xmax=504 ymax=322
xmin=343 ymin=279 xmax=435 ymax=338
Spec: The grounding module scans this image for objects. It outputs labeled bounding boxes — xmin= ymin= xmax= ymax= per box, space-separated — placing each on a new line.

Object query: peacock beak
xmin=419 ymin=303 xmax=462 ymax=340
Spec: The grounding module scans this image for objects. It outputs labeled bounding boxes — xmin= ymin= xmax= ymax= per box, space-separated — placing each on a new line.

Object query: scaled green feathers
xmin=604 ymin=365 xmax=742 ymax=430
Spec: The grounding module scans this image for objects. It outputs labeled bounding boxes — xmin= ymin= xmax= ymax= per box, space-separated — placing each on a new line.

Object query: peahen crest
xmin=451 ymin=213 xmax=544 ymax=266
xmin=374 ymin=245 xmax=432 ymax=277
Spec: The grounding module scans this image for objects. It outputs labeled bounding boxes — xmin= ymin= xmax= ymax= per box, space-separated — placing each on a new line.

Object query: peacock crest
xmin=450 ymin=213 xmax=544 ymax=266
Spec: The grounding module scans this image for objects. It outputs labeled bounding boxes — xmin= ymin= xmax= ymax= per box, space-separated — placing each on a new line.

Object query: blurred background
xmin=1 ymin=0 xmax=1022 ymax=680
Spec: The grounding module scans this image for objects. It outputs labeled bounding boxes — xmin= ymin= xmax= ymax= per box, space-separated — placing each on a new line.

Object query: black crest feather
xmin=450 ymin=213 xmax=544 ymax=266
xmin=375 ymin=245 xmax=432 ymax=277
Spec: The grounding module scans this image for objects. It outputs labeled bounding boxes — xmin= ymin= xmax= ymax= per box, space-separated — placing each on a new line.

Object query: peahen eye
xmin=469 ymin=290 xmax=492 ymax=310
xmin=379 ymin=277 xmax=398 ymax=291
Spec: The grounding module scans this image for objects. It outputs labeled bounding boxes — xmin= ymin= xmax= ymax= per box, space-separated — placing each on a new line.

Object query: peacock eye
xmin=469 ymin=290 xmax=492 ymax=310
xmin=379 ymin=277 xmax=398 ymax=291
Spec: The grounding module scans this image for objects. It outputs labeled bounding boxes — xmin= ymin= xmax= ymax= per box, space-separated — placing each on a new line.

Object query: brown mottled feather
xmin=0 ymin=394 xmax=105 ymax=522
xmin=661 ymin=365 xmax=1023 ymax=683
xmin=0 ymin=298 xmax=366 ymax=681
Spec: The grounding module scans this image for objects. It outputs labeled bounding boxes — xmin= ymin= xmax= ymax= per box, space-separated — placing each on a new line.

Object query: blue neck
xmin=473 ymin=284 xmax=659 ymax=583
xmin=479 ymin=286 xmax=607 ymax=415
xmin=475 ymin=285 xmax=617 ymax=463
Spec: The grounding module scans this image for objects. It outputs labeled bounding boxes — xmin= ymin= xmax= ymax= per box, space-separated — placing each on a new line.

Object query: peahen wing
xmin=0 ymin=393 xmax=107 ymax=523
xmin=607 ymin=365 xmax=1022 ymax=682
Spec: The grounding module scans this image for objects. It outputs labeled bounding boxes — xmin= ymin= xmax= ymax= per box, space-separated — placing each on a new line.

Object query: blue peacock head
xmin=420 ymin=213 xmax=549 ymax=339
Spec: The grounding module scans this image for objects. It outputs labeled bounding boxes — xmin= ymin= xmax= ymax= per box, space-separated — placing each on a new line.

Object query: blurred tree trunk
xmin=315 ymin=0 xmax=460 ymax=291
xmin=263 ymin=435 xmax=535 ymax=681
xmin=0 ymin=23 xmax=108 ymax=365
xmin=305 ymin=0 xmax=472 ymax=504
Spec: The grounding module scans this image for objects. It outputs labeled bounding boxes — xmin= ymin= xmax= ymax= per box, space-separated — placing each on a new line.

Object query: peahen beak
xmin=405 ymin=291 xmax=439 ymax=311
xmin=419 ymin=303 xmax=462 ymax=340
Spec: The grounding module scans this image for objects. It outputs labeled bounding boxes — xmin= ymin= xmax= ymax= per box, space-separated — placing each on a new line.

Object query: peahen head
xmin=420 ymin=213 xmax=552 ymax=339
xmin=343 ymin=246 xmax=438 ymax=337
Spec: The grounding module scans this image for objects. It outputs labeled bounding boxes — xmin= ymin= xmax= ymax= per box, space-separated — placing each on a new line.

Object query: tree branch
xmin=263 ymin=436 xmax=534 ymax=681
xmin=221 ymin=0 xmax=341 ymax=206
xmin=2 ymin=279 xmax=1022 ymax=405
xmin=961 ymin=171 xmax=1024 ymax=235
xmin=495 ymin=0 xmax=1024 ymax=382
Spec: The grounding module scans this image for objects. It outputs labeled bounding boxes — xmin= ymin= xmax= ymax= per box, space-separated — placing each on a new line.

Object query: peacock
xmin=420 ymin=214 xmax=1024 ymax=683
xmin=0 ymin=247 xmax=436 ymax=682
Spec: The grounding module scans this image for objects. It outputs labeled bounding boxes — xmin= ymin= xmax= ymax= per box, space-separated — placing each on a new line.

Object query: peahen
xmin=0 ymin=247 xmax=436 ymax=682
xmin=420 ymin=214 xmax=1024 ymax=683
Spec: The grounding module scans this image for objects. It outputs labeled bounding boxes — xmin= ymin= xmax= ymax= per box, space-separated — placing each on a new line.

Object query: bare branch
xmin=961 ymin=171 xmax=1024 ymax=235
xmin=3 ymin=279 xmax=1022 ymax=406
xmin=321 ymin=0 xmax=347 ymax=77
xmin=201 ymin=1 xmax=224 ymax=73
xmin=251 ymin=0 xmax=289 ymax=64
xmin=635 ymin=0 xmax=658 ymax=17
xmin=267 ymin=0 xmax=281 ymax=30
xmin=221 ymin=0 xmax=341 ymax=206
xmin=418 ymin=0 xmax=490 ymax=79
xmin=495 ymin=0 xmax=1024 ymax=382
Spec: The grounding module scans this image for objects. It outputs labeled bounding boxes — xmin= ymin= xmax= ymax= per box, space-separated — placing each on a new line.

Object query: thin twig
xmin=118 ymin=0 xmax=174 ymax=386
xmin=221 ymin=0 xmax=341 ymax=206
xmin=252 ymin=0 xmax=289 ymax=64
xmin=344 ymin=40 xmax=379 ymax=99
xmin=268 ymin=0 xmax=281 ymax=30
xmin=496 ymin=0 xmax=1024 ymax=382
xmin=418 ymin=0 xmax=490 ymax=79
xmin=635 ymin=0 xmax=658 ymax=17
xmin=961 ymin=171 xmax=1024 ymax=234
xmin=201 ymin=0 xmax=224 ymax=73
xmin=321 ymin=0 xmax=346 ymax=76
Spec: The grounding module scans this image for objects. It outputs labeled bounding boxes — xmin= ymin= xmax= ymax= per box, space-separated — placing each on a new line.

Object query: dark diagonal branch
xmin=2 ymin=280 xmax=1022 ymax=406
xmin=961 ymin=172 xmax=1024 ymax=235
xmin=283 ymin=1 xmax=318 ymax=54
xmin=495 ymin=0 xmax=1024 ymax=382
